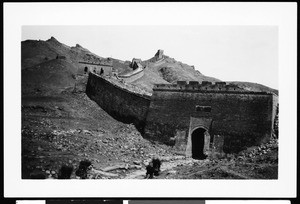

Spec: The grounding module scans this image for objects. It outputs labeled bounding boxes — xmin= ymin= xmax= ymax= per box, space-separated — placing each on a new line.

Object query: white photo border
xmin=4 ymin=2 xmax=297 ymax=198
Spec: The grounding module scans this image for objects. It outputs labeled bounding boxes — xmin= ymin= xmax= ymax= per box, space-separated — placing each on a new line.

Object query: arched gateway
xmin=191 ymin=127 xmax=207 ymax=159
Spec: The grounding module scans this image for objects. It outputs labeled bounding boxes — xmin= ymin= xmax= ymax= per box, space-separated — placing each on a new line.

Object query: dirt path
xmin=123 ymin=156 xmax=208 ymax=179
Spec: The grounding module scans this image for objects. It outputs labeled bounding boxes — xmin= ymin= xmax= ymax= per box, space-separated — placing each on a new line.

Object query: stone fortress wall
xmin=118 ymin=67 xmax=144 ymax=83
xmin=153 ymin=81 xmax=245 ymax=92
xmin=85 ymin=51 xmax=278 ymax=157
xmin=116 ymin=50 xmax=166 ymax=83
xmin=86 ymin=72 xmax=151 ymax=131
xmin=118 ymin=58 xmax=145 ymax=83
xmin=144 ymin=81 xmax=278 ymax=154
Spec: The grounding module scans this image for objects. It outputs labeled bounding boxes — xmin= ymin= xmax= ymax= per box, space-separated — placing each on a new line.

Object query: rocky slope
xmin=22 ymin=37 xmax=102 ymax=69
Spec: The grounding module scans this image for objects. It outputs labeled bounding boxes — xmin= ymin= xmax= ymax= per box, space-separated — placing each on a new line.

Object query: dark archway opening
xmin=192 ymin=128 xmax=207 ymax=160
xmin=84 ymin=67 xmax=88 ymax=74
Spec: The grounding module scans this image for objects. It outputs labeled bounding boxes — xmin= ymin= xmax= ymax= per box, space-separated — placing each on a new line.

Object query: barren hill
xmin=22 ymin=59 xmax=77 ymax=95
xmin=132 ymin=55 xmax=221 ymax=92
xmin=21 ymin=37 xmax=278 ymax=95
xmin=21 ymin=36 xmax=103 ymax=69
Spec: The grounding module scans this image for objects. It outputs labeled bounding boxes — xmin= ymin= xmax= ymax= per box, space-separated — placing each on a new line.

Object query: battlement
xmin=153 ymin=81 xmax=270 ymax=94
xmin=79 ymin=60 xmax=113 ymax=67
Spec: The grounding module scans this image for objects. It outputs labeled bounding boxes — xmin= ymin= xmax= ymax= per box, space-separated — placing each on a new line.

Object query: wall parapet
xmin=79 ymin=61 xmax=113 ymax=67
xmin=118 ymin=67 xmax=144 ymax=78
xmin=118 ymin=68 xmax=144 ymax=83
xmin=153 ymin=81 xmax=273 ymax=95
xmin=86 ymin=72 xmax=151 ymax=130
xmin=89 ymin=72 xmax=151 ymax=99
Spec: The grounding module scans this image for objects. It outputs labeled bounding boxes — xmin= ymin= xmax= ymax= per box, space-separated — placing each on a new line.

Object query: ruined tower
xmin=154 ymin=49 xmax=164 ymax=61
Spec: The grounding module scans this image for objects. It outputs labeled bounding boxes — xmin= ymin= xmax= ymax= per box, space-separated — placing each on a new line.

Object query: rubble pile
xmin=158 ymin=138 xmax=278 ymax=180
xmin=22 ymin=121 xmax=176 ymax=179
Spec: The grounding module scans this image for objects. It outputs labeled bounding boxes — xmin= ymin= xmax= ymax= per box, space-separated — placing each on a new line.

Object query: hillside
xmin=21 ymin=37 xmax=278 ymax=95
xmin=132 ymin=55 xmax=221 ymax=92
xmin=22 ymin=59 xmax=77 ymax=95
xmin=21 ymin=38 xmax=180 ymax=179
xmin=146 ymin=55 xmax=220 ymax=83
xmin=230 ymin=81 xmax=278 ymax=95
xmin=21 ymin=37 xmax=102 ymax=69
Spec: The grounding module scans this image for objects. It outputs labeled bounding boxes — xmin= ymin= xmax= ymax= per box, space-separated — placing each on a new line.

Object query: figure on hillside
xmin=75 ymin=160 xmax=92 ymax=179
xmin=100 ymin=68 xmax=104 ymax=75
xmin=58 ymin=164 xmax=73 ymax=179
xmin=145 ymin=157 xmax=162 ymax=179
xmin=152 ymin=157 xmax=162 ymax=176
xmin=145 ymin=161 xmax=154 ymax=179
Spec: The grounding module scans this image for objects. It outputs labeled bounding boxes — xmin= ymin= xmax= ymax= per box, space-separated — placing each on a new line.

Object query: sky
xmin=22 ymin=25 xmax=278 ymax=89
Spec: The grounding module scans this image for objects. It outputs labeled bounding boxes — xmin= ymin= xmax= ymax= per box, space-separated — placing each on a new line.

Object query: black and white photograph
xmin=4 ymin=2 xmax=297 ymax=198
xmin=20 ymin=25 xmax=279 ymax=180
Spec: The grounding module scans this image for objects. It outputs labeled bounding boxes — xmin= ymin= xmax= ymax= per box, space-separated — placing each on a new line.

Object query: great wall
xmin=85 ymin=54 xmax=278 ymax=157
xmin=20 ymin=37 xmax=281 ymax=179
xmin=145 ymin=81 xmax=277 ymax=155
xmin=86 ymin=72 xmax=151 ymax=132
xmin=118 ymin=66 xmax=144 ymax=83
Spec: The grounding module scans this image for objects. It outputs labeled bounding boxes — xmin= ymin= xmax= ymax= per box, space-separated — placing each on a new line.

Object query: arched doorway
xmin=84 ymin=67 xmax=88 ymax=74
xmin=191 ymin=127 xmax=207 ymax=159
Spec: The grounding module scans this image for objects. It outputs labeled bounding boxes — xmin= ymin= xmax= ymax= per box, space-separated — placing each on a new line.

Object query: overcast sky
xmin=22 ymin=26 xmax=278 ymax=89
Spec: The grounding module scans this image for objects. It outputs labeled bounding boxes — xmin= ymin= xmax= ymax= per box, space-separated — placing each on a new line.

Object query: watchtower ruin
xmin=154 ymin=49 xmax=164 ymax=61
xmin=130 ymin=58 xmax=143 ymax=70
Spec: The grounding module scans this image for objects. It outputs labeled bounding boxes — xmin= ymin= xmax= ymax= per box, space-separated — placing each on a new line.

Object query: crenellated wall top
xmin=153 ymin=81 xmax=273 ymax=95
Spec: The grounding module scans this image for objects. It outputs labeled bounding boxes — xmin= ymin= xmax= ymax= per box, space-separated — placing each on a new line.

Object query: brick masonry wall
xmin=86 ymin=76 xmax=277 ymax=154
xmin=144 ymin=89 xmax=277 ymax=153
xmin=86 ymin=73 xmax=151 ymax=130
